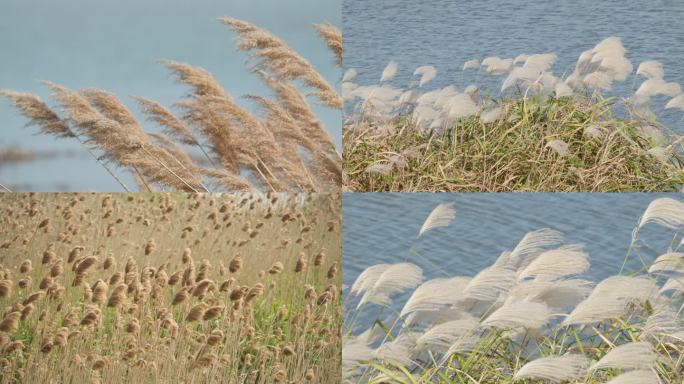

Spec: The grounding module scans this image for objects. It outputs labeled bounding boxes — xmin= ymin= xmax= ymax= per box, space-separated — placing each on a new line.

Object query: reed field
xmin=343 ymin=37 xmax=684 ymax=192
xmin=0 ymin=192 xmax=341 ymax=383
xmin=1 ymin=18 xmax=342 ymax=193
xmin=343 ymin=198 xmax=684 ymax=383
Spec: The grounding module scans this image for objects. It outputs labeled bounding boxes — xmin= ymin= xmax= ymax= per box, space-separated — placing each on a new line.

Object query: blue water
xmin=343 ymin=0 xmax=684 ymax=125
xmin=342 ymin=193 xmax=684 ymax=325
xmin=0 ymin=0 xmax=341 ymax=191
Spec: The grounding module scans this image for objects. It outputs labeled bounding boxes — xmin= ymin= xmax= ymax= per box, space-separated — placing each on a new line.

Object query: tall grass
xmin=343 ymin=198 xmax=684 ymax=383
xmin=0 ymin=192 xmax=341 ymax=383
xmin=1 ymin=18 xmax=342 ymax=193
xmin=343 ymin=37 xmax=684 ymax=192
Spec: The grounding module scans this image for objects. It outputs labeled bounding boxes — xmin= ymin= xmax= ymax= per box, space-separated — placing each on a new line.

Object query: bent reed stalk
xmin=343 ymin=197 xmax=684 ymax=383
xmin=1 ymin=19 xmax=342 ymax=192
xmin=343 ymin=37 xmax=684 ymax=192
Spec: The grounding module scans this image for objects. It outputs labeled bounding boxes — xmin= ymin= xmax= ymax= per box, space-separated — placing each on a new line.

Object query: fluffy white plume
xmin=509 ymin=228 xmax=564 ymax=265
xmin=660 ymin=274 xmax=684 ymax=294
xmin=482 ymin=57 xmax=513 ymax=75
xmin=640 ymin=304 xmax=681 ymax=340
xmin=523 ymin=53 xmax=557 ymax=72
xmin=564 ymin=276 xmax=657 ymax=325
xmin=480 ymin=106 xmax=503 ymax=123
xmin=636 ymin=60 xmax=664 ymax=80
xmin=358 ymin=263 xmax=423 ymax=307
xmin=605 ymin=370 xmax=659 ymax=384
xmin=380 ymin=61 xmax=398 ymax=82
xmin=555 ymin=82 xmax=574 ymax=97
xmin=464 ymin=266 xmax=517 ymax=302
xmin=373 ymin=334 xmax=415 ymax=366
xmin=342 ymin=335 xmax=374 ymax=379
xmin=518 ymin=245 xmax=590 ymax=281
xmin=583 ymin=72 xmax=614 ymax=90
xmin=483 ymin=300 xmax=553 ymax=329
xmin=638 ymin=197 xmax=684 ymax=230
xmin=444 ymin=94 xmax=479 ymax=120
xmin=648 ymin=252 xmax=684 ymax=274
xmin=507 ymin=279 xmax=592 ymax=310
xmin=400 ymin=277 xmax=471 ymax=318
xmin=351 ymin=264 xmax=391 ymax=295
xmin=414 ymin=66 xmax=437 ymax=87
xmin=462 ymin=59 xmax=479 ymax=71
xmin=635 ymin=78 xmax=682 ymax=98
xmin=343 ymin=68 xmax=358 ymax=82
xmin=418 ymin=203 xmax=456 ymax=237
xmin=416 ymin=315 xmax=480 ymax=351
xmin=590 ymin=341 xmax=657 ymax=371
xmin=665 ymin=94 xmax=684 ymax=112
xmin=514 ymin=354 xmax=590 ymax=383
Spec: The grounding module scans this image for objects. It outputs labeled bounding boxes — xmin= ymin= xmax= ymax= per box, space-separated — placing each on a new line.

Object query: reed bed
xmin=1 ymin=18 xmax=342 ymax=193
xmin=0 ymin=192 xmax=341 ymax=383
xmin=343 ymin=37 xmax=684 ymax=192
xmin=343 ymin=198 xmax=684 ymax=383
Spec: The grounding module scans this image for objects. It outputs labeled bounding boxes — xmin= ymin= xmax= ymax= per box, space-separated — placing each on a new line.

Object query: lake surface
xmin=0 ymin=0 xmax=341 ymax=191
xmin=343 ymin=0 xmax=684 ymax=127
xmin=342 ymin=193 xmax=683 ymax=327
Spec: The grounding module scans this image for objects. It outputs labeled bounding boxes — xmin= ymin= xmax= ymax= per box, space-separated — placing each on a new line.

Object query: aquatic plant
xmin=0 ymin=193 xmax=341 ymax=383
xmin=343 ymin=37 xmax=684 ymax=192
xmin=2 ymin=18 xmax=342 ymax=193
xmin=343 ymin=197 xmax=684 ymax=383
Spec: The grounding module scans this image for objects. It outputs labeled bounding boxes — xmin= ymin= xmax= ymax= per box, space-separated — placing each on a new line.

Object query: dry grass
xmin=0 ymin=192 xmax=341 ymax=383
xmin=1 ymin=19 xmax=342 ymax=193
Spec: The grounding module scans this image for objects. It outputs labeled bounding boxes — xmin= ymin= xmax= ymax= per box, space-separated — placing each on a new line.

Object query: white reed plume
xmin=514 ymin=54 xmax=529 ymax=64
xmin=373 ymin=334 xmax=415 ymax=366
xmin=636 ymin=60 xmax=664 ymax=80
xmin=358 ymin=263 xmax=423 ymax=308
xmin=660 ymin=275 xmax=684 ymax=294
xmin=507 ymin=279 xmax=592 ymax=311
xmin=350 ymin=264 xmax=391 ymax=295
xmin=444 ymin=94 xmax=479 ymax=120
xmin=635 ymin=78 xmax=682 ymax=99
xmin=462 ymin=59 xmax=479 ymax=71
xmin=400 ymin=277 xmax=470 ymax=318
xmin=414 ymin=66 xmax=437 ymax=87
xmin=648 ymin=252 xmax=684 ymax=274
xmin=480 ymin=106 xmax=503 ymax=123
xmin=501 ymin=66 xmax=542 ymax=93
xmin=605 ymin=370 xmax=660 ymax=384
xmin=483 ymin=300 xmax=553 ymax=329
xmin=523 ymin=53 xmax=557 ymax=73
xmin=518 ymin=245 xmax=590 ymax=281
xmin=665 ymin=94 xmax=684 ymax=112
xmin=638 ymin=197 xmax=684 ymax=230
xmin=418 ymin=203 xmax=456 ymax=237
xmin=640 ymin=304 xmax=681 ymax=340
xmin=463 ymin=266 xmax=517 ymax=302
xmin=513 ymin=354 xmax=590 ymax=383
xmin=590 ymin=341 xmax=658 ymax=371
xmin=509 ymin=228 xmax=564 ymax=265
xmin=416 ymin=315 xmax=480 ymax=351
xmin=482 ymin=57 xmax=514 ymax=75
xmin=564 ymin=276 xmax=657 ymax=325
xmin=555 ymin=82 xmax=574 ymax=98
xmin=343 ymin=68 xmax=358 ymax=82
xmin=589 ymin=37 xmax=633 ymax=82
xmin=380 ymin=61 xmax=398 ymax=82
xmin=583 ymin=71 xmax=614 ymax=91
xmin=342 ymin=335 xmax=375 ymax=380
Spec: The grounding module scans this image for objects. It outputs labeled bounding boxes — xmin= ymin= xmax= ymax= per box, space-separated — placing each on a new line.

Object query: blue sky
xmin=0 ymin=0 xmax=341 ymax=191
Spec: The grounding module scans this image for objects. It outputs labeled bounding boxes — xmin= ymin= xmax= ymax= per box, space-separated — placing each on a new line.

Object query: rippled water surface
xmin=342 ymin=193 xmax=683 ymax=325
xmin=343 ymin=0 xmax=684 ymax=126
